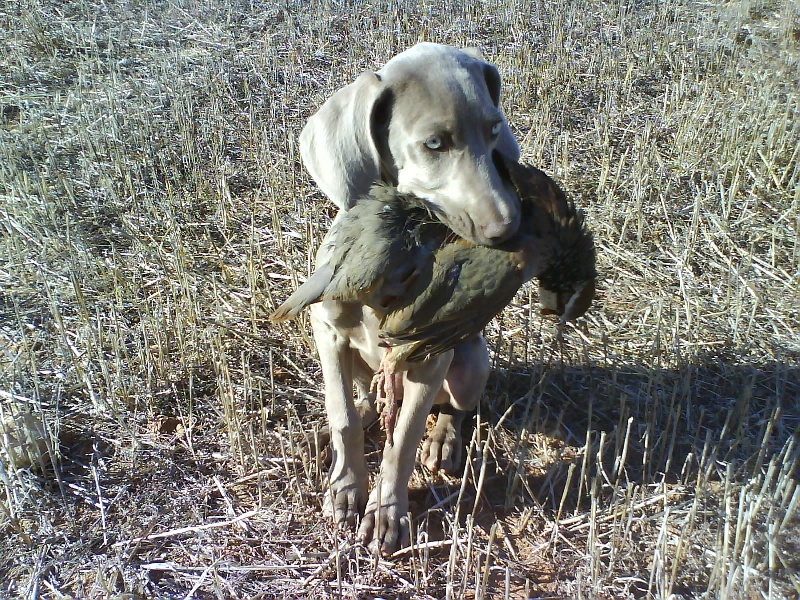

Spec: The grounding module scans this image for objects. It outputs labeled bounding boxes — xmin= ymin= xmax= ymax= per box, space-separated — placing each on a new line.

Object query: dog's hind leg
xmin=422 ymin=334 xmax=489 ymax=474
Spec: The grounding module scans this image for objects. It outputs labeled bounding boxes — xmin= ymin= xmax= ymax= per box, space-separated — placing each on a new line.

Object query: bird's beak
xmin=539 ymin=279 xmax=595 ymax=323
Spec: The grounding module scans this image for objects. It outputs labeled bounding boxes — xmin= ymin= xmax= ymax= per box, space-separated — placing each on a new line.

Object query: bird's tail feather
xmin=269 ymin=265 xmax=333 ymax=322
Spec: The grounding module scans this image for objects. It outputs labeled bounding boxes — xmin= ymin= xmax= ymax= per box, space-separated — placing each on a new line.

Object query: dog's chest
xmin=327 ymin=302 xmax=386 ymax=371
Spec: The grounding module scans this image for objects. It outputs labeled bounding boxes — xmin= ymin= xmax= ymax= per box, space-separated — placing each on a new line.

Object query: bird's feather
xmin=270 ymin=265 xmax=335 ymax=322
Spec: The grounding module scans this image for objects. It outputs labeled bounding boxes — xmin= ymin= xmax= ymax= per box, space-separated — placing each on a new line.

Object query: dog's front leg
xmin=310 ymin=302 xmax=368 ymax=529
xmin=358 ymin=351 xmax=452 ymax=554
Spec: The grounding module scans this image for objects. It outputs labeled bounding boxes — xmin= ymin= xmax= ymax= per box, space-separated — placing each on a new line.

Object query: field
xmin=1 ymin=0 xmax=798 ymax=597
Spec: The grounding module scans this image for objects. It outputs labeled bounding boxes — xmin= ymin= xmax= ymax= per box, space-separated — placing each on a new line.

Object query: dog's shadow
xmin=391 ymin=349 xmax=798 ymax=555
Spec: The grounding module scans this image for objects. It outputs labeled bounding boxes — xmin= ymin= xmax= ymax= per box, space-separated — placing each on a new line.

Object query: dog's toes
xmin=421 ymin=418 xmax=462 ymax=474
xmin=323 ymin=481 xmax=366 ymax=530
xmin=358 ymin=506 xmax=410 ymax=555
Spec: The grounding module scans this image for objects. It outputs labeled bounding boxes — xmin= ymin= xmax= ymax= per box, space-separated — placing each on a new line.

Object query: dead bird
xmin=372 ymin=161 xmax=595 ymax=438
xmin=271 ymin=160 xmax=596 ymax=443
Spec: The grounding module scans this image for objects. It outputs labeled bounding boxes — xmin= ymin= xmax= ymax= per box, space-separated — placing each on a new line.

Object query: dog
xmin=297 ymin=42 xmax=520 ymax=553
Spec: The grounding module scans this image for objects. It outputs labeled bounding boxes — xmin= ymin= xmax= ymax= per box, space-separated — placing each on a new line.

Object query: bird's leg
xmin=382 ymin=363 xmax=399 ymax=447
xmin=370 ymin=349 xmax=399 ymax=447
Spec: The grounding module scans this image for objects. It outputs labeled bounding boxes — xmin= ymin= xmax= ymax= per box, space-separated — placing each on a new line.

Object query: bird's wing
xmin=330 ymin=194 xmax=448 ymax=311
xmin=272 ymin=191 xmax=447 ymax=321
xmin=384 ymin=285 xmax=518 ymax=361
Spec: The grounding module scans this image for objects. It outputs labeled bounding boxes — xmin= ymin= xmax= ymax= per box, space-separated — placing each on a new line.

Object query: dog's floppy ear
xmin=299 ymin=71 xmax=389 ymax=209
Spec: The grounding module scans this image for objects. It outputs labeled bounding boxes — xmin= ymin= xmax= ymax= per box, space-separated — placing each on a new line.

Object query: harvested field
xmin=1 ymin=0 xmax=798 ymax=598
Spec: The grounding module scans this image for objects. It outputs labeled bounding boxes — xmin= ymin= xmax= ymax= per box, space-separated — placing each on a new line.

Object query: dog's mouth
xmin=397 ymin=150 xmax=522 ymax=246
xmin=406 ymin=197 xmax=465 ymax=239
xmin=413 ymin=201 xmax=480 ymax=245
xmin=418 ymin=202 xmax=519 ymax=247
xmin=493 ymin=149 xmax=512 ymax=183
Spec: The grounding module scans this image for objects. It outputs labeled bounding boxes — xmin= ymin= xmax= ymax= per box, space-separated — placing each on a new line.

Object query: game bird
xmin=271 ymin=159 xmax=596 ymax=443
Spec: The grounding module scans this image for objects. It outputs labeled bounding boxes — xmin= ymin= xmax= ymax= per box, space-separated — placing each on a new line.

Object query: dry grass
xmin=1 ymin=0 xmax=798 ymax=598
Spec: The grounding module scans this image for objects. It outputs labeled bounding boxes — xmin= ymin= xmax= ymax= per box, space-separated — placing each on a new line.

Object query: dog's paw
xmin=357 ymin=498 xmax=410 ymax=555
xmin=324 ymin=481 xmax=367 ymax=530
xmin=421 ymin=413 xmax=462 ymax=474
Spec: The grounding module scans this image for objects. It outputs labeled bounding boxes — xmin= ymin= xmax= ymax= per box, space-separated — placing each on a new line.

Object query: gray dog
xmin=298 ymin=42 xmax=520 ymax=553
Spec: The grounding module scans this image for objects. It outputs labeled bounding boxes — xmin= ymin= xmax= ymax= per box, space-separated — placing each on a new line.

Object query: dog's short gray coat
xmin=298 ymin=42 xmax=520 ymax=553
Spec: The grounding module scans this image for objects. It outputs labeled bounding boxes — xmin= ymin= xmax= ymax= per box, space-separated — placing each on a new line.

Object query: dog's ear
xmin=476 ymin=60 xmax=520 ymax=161
xmin=480 ymin=62 xmax=502 ymax=107
xmin=299 ymin=71 xmax=387 ymax=209
xmin=370 ymin=86 xmax=397 ymax=186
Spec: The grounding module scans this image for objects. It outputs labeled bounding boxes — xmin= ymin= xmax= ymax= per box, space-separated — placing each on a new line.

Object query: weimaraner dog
xmin=298 ymin=42 xmax=520 ymax=553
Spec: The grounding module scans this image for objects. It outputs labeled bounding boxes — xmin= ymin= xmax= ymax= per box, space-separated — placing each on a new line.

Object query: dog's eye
xmin=424 ymin=136 xmax=444 ymax=151
xmin=491 ymin=121 xmax=503 ymax=136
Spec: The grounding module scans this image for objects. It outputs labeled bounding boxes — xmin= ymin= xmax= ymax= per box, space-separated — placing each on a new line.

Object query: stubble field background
xmin=1 ymin=0 xmax=798 ymax=598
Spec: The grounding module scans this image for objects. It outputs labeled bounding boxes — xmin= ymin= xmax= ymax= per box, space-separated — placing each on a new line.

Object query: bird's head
xmin=502 ymin=158 xmax=597 ymax=323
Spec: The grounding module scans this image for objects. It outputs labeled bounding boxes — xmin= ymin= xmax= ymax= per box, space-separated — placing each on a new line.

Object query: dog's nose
xmin=482 ymin=218 xmax=518 ymax=244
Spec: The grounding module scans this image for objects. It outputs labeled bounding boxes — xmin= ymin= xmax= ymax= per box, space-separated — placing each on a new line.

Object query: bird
xmin=270 ymin=159 xmax=596 ymax=443
xmin=378 ymin=160 xmax=596 ymax=359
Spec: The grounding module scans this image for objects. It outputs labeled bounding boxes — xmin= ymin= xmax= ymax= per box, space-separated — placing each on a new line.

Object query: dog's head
xmin=300 ymin=43 xmax=521 ymax=246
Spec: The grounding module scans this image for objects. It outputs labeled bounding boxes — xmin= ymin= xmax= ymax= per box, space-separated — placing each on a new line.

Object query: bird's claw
xmin=370 ymin=371 xmax=384 ymax=395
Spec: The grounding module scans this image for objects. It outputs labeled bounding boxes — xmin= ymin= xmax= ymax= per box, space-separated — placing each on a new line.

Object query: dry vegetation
xmin=1 ymin=0 xmax=798 ymax=598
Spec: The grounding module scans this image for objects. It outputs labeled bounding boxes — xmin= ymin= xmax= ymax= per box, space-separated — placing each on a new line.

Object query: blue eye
xmin=425 ymin=136 xmax=443 ymax=150
xmin=491 ymin=122 xmax=503 ymax=136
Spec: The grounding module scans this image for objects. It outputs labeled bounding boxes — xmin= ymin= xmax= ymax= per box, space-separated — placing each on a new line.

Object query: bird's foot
xmin=370 ymin=370 xmax=385 ymax=395
xmin=381 ymin=376 xmax=398 ymax=447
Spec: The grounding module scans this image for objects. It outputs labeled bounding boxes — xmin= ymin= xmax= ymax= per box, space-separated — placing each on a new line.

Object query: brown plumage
xmin=271 ymin=159 xmax=596 ymax=443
